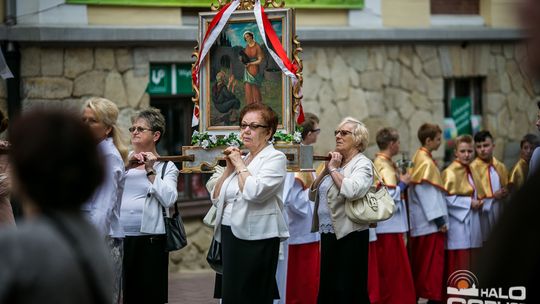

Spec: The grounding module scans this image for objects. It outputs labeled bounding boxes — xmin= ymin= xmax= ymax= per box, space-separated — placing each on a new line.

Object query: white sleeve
xmin=148 ymin=161 xmax=179 ymax=208
xmin=91 ymin=156 xmax=123 ymax=236
xmin=446 ymin=195 xmax=471 ymax=222
xmin=340 ymin=158 xmax=373 ymax=200
xmin=413 ymin=183 xmax=447 ymax=221
xmin=206 ymin=166 xmax=225 ymax=206
xmin=242 ymin=153 xmax=287 ymax=204
xmin=285 ymin=178 xmax=311 ymax=217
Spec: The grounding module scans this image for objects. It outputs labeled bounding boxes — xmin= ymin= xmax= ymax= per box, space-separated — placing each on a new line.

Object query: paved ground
xmin=169 ymin=271 xmax=218 ymax=304
xmin=167 ymin=271 xmax=429 ymax=304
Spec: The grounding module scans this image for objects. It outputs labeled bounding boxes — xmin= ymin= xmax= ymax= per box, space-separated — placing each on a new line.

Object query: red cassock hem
xmin=446 ymin=248 xmax=472 ymax=277
xmin=409 ymin=232 xmax=446 ymax=301
xmin=368 ymin=240 xmax=381 ymax=304
xmin=286 ymin=242 xmax=320 ymax=304
xmin=373 ymin=233 xmax=417 ymax=304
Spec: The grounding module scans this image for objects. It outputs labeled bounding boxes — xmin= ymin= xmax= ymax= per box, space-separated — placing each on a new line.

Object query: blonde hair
xmin=83 ymin=97 xmax=128 ymax=162
xmin=338 ymin=117 xmax=369 ymax=152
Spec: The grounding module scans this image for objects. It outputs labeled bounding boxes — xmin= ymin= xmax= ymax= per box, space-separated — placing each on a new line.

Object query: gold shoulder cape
xmin=442 ymin=161 xmax=474 ymax=196
xmin=470 ymin=157 xmax=509 ymax=199
xmin=373 ymin=153 xmax=398 ymax=188
xmin=294 ymin=171 xmax=315 ymax=190
xmin=410 ymin=147 xmax=445 ymax=190
xmin=509 ymin=158 xmax=528 ymax=189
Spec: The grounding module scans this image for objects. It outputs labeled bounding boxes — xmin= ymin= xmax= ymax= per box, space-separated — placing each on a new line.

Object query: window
xmin=431 ymin=0 xmax=479 ymax=15
xmin=443 ymin=77 xmax=484 ymax=164
xmin=430 ymin=0 xmax=483 ymax=27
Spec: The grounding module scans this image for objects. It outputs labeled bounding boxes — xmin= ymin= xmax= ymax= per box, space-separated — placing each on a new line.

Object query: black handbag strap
xmin=46 ymin=212 xmax=108 ymax=304
xmin=159 ymin=162 xmax=179 ymax=217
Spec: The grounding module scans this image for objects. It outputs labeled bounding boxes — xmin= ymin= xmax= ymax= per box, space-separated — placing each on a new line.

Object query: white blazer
xmin=139 ymin=161 xmax=179 ymax=234
xmin=208 ymin=144 xmax=290 ymax=242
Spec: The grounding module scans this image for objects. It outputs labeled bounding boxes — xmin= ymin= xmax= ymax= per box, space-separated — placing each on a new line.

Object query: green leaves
xmin=191 ymin=131 xmax=242 ymax=149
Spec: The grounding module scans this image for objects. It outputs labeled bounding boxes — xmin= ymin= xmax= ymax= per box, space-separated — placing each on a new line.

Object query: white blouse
xmin=120 ymin=169 xmax=150 ymax=236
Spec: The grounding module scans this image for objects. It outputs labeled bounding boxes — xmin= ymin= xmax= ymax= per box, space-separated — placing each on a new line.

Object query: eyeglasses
xmin=129 ymin=126 xmax=152 ymax=133
xmin=334 ymin=129 xmax=353 ymax=137
xmin=240 ymin=123 xmax=269 ymax=130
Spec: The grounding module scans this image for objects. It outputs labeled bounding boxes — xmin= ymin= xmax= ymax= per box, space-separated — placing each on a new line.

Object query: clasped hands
xmin=127 ymin=152 xmax=157 ymax=173
xmin=325 ymin=151 xmax=343 ymax=172
xmin=223 ymin=146 xmax=246 ymax=174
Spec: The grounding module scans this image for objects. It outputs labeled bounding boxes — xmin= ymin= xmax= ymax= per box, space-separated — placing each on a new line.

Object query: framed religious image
xmin=197 ymin=8 xmax=295 ymax=135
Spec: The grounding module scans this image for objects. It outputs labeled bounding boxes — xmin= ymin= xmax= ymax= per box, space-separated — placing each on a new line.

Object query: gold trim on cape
xmin=373 ymin=153 xmax=398 ymax=188
xmin=410 ymin=147 xmax=445 ymax=190
xmin=509 ymin=158 xmax=528 ymax=189
xmin=442 ymin=161 xmax=475 ymax=196
xmin=294 ymin=171 xmax=315 ymax=190
xmin=469 ymin=157 xmax=509 ymax=199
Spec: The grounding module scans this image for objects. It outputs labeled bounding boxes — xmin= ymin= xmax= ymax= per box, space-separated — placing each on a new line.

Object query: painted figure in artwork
xmin=240 ymin=31 xmax=264 ymax=104
xmin=212 ymin=70 xmax=240 ymax=124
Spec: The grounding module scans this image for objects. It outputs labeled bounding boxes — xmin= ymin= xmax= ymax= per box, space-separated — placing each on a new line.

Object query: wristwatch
xmin=146 ymin=169 xmax=156 ymax=177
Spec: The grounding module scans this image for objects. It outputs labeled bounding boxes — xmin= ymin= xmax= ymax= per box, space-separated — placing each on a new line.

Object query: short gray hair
xmin=132 ymin=107 xmax=166 ymax=143
xmin=337 ymin=116 xmax=369 ymax=152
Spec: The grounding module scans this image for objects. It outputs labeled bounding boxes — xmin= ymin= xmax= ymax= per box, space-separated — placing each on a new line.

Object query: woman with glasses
xmin=310 ymin=117 xmax=373 ymax=304
xmin=120 ymin=107 xmax=179 ymax=304
xmin=81 ymin=97 xmax=127 ymax=304
xmin=206 ymin=103 xmax=289 ymax=304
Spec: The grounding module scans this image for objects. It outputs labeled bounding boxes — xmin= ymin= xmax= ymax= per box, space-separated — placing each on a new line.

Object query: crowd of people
xmin=1 ymin=0 xmax=540 ymax=301
xmin=0 ymin=98 xmax=538 ymax=304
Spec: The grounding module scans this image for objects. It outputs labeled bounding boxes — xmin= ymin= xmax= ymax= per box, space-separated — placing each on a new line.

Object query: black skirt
xmin=318 ymin=229 xmax=370 ymax=304
xmin=123 ymin=235 xmax=169 ymax=304
xmin=214 ymin=225 xmax=280 ymax=304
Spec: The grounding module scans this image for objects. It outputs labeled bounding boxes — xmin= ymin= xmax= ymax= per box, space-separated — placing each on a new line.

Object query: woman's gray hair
xmin=337 ymin=116 xmax=369 ymax=152
xmin=132 ymin=107 xmax=166 ymax=143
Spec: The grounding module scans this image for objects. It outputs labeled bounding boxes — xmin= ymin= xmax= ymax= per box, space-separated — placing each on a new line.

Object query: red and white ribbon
xmin=254 ymin=0 xmax=304 ymax=123
xmin=192 ymin=0 xmax=305 ymax=126
xmin=192 ymin=0 xmax=240 ymax=127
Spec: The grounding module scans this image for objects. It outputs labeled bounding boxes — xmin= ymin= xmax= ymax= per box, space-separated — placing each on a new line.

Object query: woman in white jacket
xmin=120 ymin=108 xmax=179 ymax=304
xmin=207 ymin=103 xmax=289 ymax=304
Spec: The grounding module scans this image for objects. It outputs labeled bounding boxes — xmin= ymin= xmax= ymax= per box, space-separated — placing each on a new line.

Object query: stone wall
xmin=301 ymin=43 xmax=539 ymax=167
xmin=16 ymin=42 xmax=538 ymax=272
xmin=20 ymin=46 xmax=196 ymax=146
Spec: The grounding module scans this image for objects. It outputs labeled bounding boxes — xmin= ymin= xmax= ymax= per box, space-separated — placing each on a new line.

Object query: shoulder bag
xmin=160 ymin=162 xmax=188 ymax=252
xmin=344 ymin=160 xmax=396 ymax=225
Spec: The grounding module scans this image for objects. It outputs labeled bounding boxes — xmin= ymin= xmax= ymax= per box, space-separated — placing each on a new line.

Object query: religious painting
xmin=198 ymin=8 xmax=294 ymax=135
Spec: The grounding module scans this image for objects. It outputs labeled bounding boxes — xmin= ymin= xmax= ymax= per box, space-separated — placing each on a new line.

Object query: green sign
xmin=147 ymin=64 xmax=193 ymax=96
xmin=67 ymin=0 xmax=363 ymax=9
xmin=450 ymin=97 xmax=472 ymax=135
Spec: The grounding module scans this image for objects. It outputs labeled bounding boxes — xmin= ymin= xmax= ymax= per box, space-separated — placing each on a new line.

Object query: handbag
xmin=206 ymin=237 xmax=223 ymax=274
xmin=160 ymin=162 xmax=188 ymax=252
xmin=162 ymin=202 xmax=187 ymax=252
xmin=344 ymin=160 xmax=395 ymax=225
xmin=202 ymin=205 xmax=217 ymax=227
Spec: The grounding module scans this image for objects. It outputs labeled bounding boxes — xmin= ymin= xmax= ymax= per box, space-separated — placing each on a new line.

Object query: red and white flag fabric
xmin=253 ymin=0 xmax=304 ymax=124
xmin=192 ymin=0 xmax=240 ymax=127
xmin=192 ymin=0 xmax=305 ymax=127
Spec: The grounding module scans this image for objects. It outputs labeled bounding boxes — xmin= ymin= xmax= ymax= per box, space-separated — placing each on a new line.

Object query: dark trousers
xmin=214 ymin=225 xmax=280 ymax=304
xmin=123 ymin=235 xmax=169 ymax=304
xmin=318 ymin=230 xmax=370 ymax=304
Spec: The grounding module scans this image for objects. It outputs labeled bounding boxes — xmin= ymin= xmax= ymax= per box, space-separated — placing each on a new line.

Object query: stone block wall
xmin=301 ymin=43 xmax=539 ymax=168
